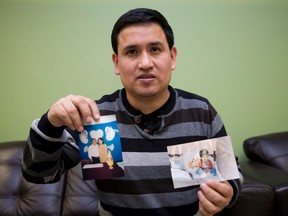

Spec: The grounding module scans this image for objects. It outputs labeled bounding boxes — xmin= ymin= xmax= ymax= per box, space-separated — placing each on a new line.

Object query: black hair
xmin=111 ymin=8 xmax=174 ymax=55
xmin=199 ymin=149 xmax=209 ymax=158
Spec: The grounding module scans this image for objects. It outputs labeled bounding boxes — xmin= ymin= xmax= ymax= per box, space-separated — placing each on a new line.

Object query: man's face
xmin=112 ymin=23 xmax=177 ymax=102
xmin=92 ymin=139 xmax=97 ymax=145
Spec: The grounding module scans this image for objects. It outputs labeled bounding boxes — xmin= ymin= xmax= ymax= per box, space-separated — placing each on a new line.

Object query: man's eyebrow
xmin=122 ymin=45 xmax=137 ymax=52
xmin=121 ymin=41 xmax=164 ymax=53
xmin=149 ymin=41 xmax=164 ymax=47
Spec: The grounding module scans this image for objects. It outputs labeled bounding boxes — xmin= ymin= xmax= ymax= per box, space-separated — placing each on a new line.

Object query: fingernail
xmin=78 ymin=126 xmax=84 ymax=132
xmin=200 ymin=183 xmax=207 ymax=189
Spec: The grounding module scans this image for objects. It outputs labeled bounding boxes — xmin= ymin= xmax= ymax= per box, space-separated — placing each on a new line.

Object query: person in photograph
xmin=98 ymin=137 xmax=108 ymax=163
xmin=88 ymin=138 xmax=100 ymax=163
xmin=197 ymin=149 xmax=217 ymax=176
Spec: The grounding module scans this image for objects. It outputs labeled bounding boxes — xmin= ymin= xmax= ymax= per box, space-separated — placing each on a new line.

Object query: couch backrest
xmin=0 ymin=141 xmax=99 ymax=216
xmin=243 ymin=132 xmax=288 ymax=172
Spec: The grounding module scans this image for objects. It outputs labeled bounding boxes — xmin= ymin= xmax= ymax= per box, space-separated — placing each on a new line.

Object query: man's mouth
xmin=137 ymin=74 xmax=156 ymax=80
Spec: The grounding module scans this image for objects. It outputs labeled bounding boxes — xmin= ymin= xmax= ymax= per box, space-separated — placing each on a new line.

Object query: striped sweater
xmin=22 ymin=86 xmax=242 ymax=216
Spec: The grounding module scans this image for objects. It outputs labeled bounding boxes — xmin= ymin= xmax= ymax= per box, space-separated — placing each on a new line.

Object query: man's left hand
xmin=198 ymin=180 xmax=233 ymax=216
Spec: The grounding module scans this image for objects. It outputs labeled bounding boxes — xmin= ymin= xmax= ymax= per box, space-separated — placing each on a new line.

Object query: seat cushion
xmin=62 ymin=163 xmax=99 ymax=216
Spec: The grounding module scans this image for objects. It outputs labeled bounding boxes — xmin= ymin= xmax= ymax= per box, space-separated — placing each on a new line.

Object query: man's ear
xmin=112 ymin=53 xmax=120 ymax=75
xmin=170 ymin=46 xmax=177 ymax=71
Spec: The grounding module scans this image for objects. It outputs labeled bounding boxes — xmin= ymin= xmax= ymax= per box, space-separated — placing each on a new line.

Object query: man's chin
xmin=135 ymin=88 xmax=159 ymax=98
xmin=127 ymin=85 xmax=167 ymax=100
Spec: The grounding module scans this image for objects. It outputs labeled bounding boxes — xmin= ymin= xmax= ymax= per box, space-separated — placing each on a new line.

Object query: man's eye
xmin=151 ymin=47 xmax=161 ymax=53
xmin=126 ymin=50 xmax=137 ymax=56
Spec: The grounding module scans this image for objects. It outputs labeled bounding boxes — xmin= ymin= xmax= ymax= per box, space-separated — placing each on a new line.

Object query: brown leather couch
xmin=0 ymin=141 xmax=99 ymax=216
xmin=239 ymin=132 xmax=288 ymax=216
xmin=0 ymin=132 xmax=287 ymax=216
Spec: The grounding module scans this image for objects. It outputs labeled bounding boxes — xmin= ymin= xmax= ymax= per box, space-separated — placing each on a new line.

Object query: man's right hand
xmin=47 ymin=95 xmax=100 ymax=132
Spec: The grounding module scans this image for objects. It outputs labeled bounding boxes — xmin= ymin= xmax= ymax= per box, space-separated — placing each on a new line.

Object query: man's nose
xmin=138 ymin=52 xmax=153 ymax=70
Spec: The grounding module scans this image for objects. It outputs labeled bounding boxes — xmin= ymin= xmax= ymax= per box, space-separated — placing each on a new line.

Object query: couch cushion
xmin=62 ymin=163 xmax=99 ymax=216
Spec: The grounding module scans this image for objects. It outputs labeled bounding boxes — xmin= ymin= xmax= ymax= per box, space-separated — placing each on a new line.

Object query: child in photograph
xmin=196 ymin=149 xmax=217 ymax=177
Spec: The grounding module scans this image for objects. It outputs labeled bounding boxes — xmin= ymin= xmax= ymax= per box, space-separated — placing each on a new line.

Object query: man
xmin=88 ymin=138 xmax=100 ymax=163
xmin=22 ymin=8 xmax=242 ymax=216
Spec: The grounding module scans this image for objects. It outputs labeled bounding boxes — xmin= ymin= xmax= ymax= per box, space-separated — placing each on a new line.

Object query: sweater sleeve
xmin=22 ymin=112 xmax=80 ymax=183
xmin=227 ymin=156 xmax=244 ymax=208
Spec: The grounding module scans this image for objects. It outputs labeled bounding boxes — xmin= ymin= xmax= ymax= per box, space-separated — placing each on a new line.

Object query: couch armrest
xmin=243 ymin=131 xmax=288 ymax=172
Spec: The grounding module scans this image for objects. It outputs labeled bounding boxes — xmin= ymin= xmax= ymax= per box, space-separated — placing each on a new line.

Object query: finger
xmin=200 ymin=181 xmax=232 ymax=208
xmin=70 ymin=96 xmax=100 ymax=124
xmin=83 ymin=97 xmax=100 ymax=122
xmin=62 ymin=97 xmax=84 ymax=131
xmin=206 ymin=181 xmax=233 ymax=201
xmin=198 ymin=191 xmax=218 ymax=216
xmin=48 ymin=98 xmax=75 ymax=129
xmin=200 ymin=186 xmax=221 ymax=209
xmin=48 ymin=95 xmax=100 ymax=132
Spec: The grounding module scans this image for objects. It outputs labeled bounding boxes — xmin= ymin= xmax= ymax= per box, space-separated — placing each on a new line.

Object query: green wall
xmin=1 ymin=0 xmax=287 ymax=161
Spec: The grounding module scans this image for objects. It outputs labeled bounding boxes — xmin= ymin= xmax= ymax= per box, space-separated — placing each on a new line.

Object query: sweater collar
xmin=120 ymin=85 xmax=176 ymax=117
